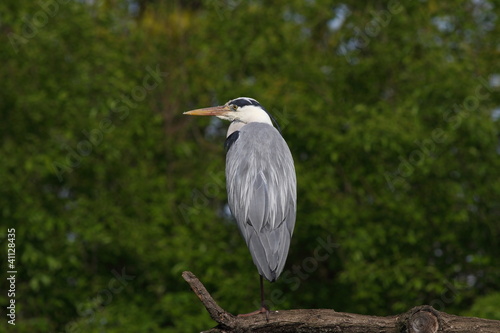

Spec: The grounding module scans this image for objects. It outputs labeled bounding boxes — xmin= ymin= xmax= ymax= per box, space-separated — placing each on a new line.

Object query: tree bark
xmin=182 ymin=271 xmax=500 ymax=333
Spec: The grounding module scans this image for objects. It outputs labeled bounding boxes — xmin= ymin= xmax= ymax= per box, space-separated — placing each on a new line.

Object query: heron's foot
xmin=237 ymin=306 xmax=270 ymax=321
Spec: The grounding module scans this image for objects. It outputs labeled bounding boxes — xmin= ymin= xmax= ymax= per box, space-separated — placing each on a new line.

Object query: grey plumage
xmin=184 ymin=97 xmax=297 ymax=286
xmin=226 ymin=122 xmax=296 ymax=281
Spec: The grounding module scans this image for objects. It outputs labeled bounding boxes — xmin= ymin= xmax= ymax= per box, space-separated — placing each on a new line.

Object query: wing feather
xmin=226 ymin=123 xmax=296 ymax=282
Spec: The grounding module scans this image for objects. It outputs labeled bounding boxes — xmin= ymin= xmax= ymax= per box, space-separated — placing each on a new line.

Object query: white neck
xmin=237 ymin=105 xmax=273 ymax=125
xmin=227 ymin=121 xmax=245 ymax=137
xmin=224 ymin=105 xmax=274 ymax=137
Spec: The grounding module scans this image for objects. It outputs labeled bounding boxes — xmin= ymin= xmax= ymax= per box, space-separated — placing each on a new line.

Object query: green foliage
xmin=465 ymin=292 xmax=500 ymax=320
xmin=0 ymin=0 xmax=499 ymax=332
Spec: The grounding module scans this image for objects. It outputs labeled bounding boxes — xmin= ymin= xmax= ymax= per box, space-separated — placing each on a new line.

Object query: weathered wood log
xmin=182 ymin=271 xmax=500 ymax=333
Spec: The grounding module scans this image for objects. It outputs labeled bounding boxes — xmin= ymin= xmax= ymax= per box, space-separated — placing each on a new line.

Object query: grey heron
xmin=184 ymin=97 xmax=296 ymax=316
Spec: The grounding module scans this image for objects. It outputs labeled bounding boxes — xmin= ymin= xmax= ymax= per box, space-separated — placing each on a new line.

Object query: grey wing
xmin=226 ymin=124 xmax=296 ymax=282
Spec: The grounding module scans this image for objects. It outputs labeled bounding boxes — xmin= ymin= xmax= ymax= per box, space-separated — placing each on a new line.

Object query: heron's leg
xmin=237 ymin=275 xmax=270 ymax=320
xmin=260 ymin=275 xmax=270 ymax=320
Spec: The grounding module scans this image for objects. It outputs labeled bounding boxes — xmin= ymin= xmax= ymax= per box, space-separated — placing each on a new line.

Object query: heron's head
xmin=184 ymin=97 xmax=273 ymax=126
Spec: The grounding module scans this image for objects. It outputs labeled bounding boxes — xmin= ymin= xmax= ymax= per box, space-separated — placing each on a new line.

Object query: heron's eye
xmin=231 ymin=104 xmax=238 ymax=111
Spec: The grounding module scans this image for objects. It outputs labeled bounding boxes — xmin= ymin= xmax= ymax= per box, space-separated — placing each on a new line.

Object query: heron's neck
xmin=226 ymin=107 xmax=274 ymax=137
xmin=227 ymin=121 xmax=245 ymax=137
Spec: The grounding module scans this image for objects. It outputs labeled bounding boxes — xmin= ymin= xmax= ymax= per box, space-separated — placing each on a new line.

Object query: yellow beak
xmin=183 ymin=105 xmax=231 ymax=116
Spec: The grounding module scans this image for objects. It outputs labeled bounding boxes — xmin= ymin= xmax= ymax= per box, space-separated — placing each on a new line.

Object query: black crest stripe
xmin=230 ymin=98 xmax=262 ymax=108
xmin=266 ymin=112 xmax=282 ymax=134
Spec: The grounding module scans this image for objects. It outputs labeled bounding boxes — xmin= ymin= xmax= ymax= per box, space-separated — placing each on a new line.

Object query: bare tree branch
xmin=182 ymin=271 xmax=500 ymax=333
